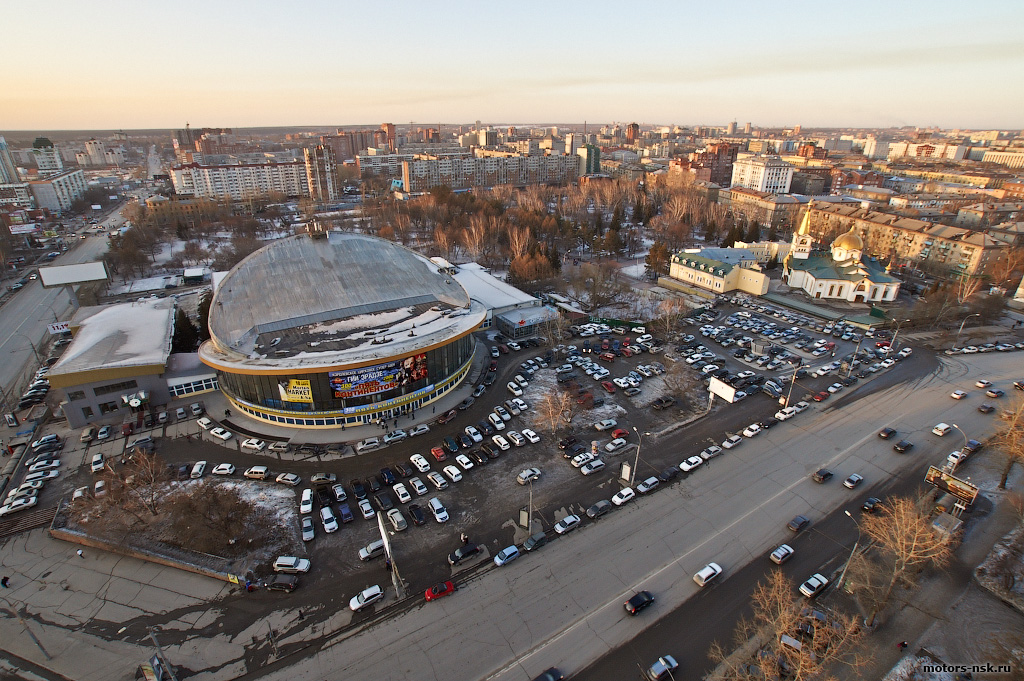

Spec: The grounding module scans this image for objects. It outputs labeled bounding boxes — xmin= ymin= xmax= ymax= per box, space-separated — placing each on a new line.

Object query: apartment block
xmin=730 ymin=155 xmax=794 ymax=194
xmin=28 ymin=169 xmax=87 ymax=211
xmin=401 ymin=154 xmax=579 ymax=192
xmin=170 ymin=161 xmax=309 ymax=200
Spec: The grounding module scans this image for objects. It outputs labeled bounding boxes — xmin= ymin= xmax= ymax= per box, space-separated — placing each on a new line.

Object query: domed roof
xmin=832 ymin=228 xmax=863 ymax=251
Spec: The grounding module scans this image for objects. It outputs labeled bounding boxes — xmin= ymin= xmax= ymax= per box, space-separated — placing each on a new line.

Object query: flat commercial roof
xmin=451 ymin=262 xmax=538 ymax=311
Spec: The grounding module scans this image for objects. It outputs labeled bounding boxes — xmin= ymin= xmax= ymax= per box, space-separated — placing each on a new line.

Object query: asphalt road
xmin=248 ymin=349 xmax=1015 ymax=681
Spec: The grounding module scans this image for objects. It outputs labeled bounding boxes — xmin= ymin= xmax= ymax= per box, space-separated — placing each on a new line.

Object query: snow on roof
xmin=451 ymin=262 xmax=537 ymax=311
xmin=48 ymin=298 xmax=175 ymax=376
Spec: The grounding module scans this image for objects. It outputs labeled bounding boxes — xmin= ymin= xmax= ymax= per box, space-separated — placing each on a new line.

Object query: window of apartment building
xmin=94 ymin=380 xmax=138 ymax=396
xmin=67 ymin=390 xmax=86 ymax=401
xmin=82 ymin=407 xmax=94 ymax=419
xmin=98 ymin=401 xmax=120 ymax=415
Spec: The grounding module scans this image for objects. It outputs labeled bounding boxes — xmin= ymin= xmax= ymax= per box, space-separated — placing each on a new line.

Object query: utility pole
xmin=147 ymin=627 xmax=180 ymax=681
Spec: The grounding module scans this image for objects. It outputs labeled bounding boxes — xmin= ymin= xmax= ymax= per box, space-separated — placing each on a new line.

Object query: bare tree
xmin=860 ymin=495 xmax=955 ymax=625
xmin=661 ymin=362 xmax=700 ymax=405
xmin=656 ymin=297 xmax=689 ymax=337
xmin=508 ymin=225 xmax=532 ymax=260
xmin=956 ymin=272 xmax=985 ymax=304
xmin=564 ymin=262 xmax=630 ymax=311
xmin=532 ymin=391 xmax=577 ymax=434
xmin=710 ymin=570 xmax=868 ymax=681
xmin=994 ymin=395 xmax=1024 ymax=490
xmin=166 ymin=481 xmax=269 ymax=556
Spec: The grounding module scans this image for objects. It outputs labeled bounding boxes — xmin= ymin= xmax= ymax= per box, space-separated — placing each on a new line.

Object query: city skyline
xmin=3 ymin=0 xmax=1024 ymax=131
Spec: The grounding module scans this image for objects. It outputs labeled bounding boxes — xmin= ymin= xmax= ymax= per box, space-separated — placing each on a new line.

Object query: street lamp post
xmin=950 ymin=423 xmax=969 ymax=473
xmin=890 ymin=318 xmax=911 ymax=353
xmin=630 ymin=427 xmax=647 ymax=487
xmin=953 ymin=313 xmax=981 ymax=352
xmin=837 ymin=510 xmax=861 ymax=593
xmin=15 ymin=334 xmax=42 ymax=365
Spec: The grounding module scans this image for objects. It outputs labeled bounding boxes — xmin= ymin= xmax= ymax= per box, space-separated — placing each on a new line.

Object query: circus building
xmin=198 ymin=232 xmax=486 ymax=428
xmin=783 ymin=209 xmax=900 ymax=303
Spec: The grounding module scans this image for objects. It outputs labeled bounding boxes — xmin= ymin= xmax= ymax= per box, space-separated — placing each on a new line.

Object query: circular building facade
xmin=198 ymin=232 xmax=485 ymax=428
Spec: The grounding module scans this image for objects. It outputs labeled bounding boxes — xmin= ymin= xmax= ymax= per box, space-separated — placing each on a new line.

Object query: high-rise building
xmin=578 ymin=145 xmax=601 ymax=175
xmin=626 ymin=123 xmax=640 ymax=144
xmin=0 ymin=136 xmax=21 ymax=184
xmin=31 ymin=137 xmax=63 ymax=174
xmin=29 ymin=169 xmax=87 ymax=211
xmin=380 ymin=123 xmax=397 ymax=151
xmin=744 ymin=122 xmax=752 ymax=134
xmin=730 ymin=155 xmax=794 ymax=194
xmin=84 ymin=139 xmax=106 ymax=167
xmin=304 ymin=144 xmax=339 ymax=203
xmin=727 ymin=121 xmax=737 ymax=135
xmin=170 ymin=161 xmax=309 ymax=200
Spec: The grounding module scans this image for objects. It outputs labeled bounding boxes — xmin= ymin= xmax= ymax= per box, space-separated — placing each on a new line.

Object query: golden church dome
xmin=832 ymin=228 xmax=863 ymax=251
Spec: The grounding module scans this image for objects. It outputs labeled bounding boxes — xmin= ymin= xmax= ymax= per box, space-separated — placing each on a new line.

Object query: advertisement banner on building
xmin=9 ymin=224 xmax=38 ymax=235
xmin=47 ymin=322 xmax=70 ymax=335
xmin=329 ymin=354 xmax=427 ymax=398
xmin=924 ymin=466 xmax=979 ymax=504
xmin=278 ymin=379 xmax=313 ymax=404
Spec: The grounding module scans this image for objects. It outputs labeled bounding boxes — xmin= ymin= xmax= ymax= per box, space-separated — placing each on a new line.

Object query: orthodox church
xmin=783 ymin=208 xmax=900 ymax=303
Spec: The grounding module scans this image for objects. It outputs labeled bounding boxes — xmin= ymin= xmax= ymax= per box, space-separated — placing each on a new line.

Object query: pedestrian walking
xmin=1 ymin=576 xmax=9 ymax=588
xmin=76 ymin=549 xmax=84 ymax=558
xmin=460 ymin=533 xmax=469 ymax=545
xmin=432 ymin=406 xmax=435 ymax=414
xmin=897 ymin=641 xmax=909 ymax=650
xmin=297 ymin=610 xmax=304 ymax=621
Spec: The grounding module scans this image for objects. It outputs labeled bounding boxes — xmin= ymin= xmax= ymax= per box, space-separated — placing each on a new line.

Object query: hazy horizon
xmin=4 ymin=0 xmax=1023 ymax=131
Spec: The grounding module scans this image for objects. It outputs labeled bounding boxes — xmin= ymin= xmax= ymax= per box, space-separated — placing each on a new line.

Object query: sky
xmin=3 ymin=0 xmax=1024 ymax=131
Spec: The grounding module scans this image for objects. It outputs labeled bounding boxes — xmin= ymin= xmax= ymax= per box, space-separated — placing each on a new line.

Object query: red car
xmin=601 ymin=381 xmax=616 ymax=394
xmin=437 ymin=408 xmax=458 ymax=424
xmin=430 ymin=446 xmax=448 ymax=462
xmin=812 ymin=391 xmax=829 ymax=402
xmin=489 ymin=359 xmax=498 ymax=371
xmin=577 ymin=392 xmax=593 ymax=405
xmin=425 ymin=581 xmax=455 ymax=602
xmin=875 ymin=341 xmax=890 ymax=348
xmin=610 ymin=428 xmax=629 ymax=440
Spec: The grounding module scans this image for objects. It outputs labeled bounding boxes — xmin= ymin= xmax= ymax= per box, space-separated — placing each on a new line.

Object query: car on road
xmin=787 ymin=515 xmax=811 ymax=532
xmin=624 ymin=590 xmax=655 ymax=616
xmin=212 ymin=463 xmax=235 ymax=476
xmin=448 ymin=543 xmax=482 ymax=566
xmin=933 ymin=423 xmax=952 ymax=436
xmin=97 ymin=425 xmax=113 ymax=441
xmin=273 ymin=556 xmax=311 ymax=573
xmin=693 ymin=562 xmax=723 ymax=587
xmin=210 ymin=427 xmax=232 ymax=441
xmin=408 ymin=424 xmax=430 ymax=437
xmin=770 ymin=544 xmax=794 ymax=564
xmin=843 ymin=473 xmax=864 ymax=489
xmin=276 ymin=473 xmax=301 ymax=486
xmin=987 ymin=388 xmax=1005 ymax=398
xmin=645 ymin=656 xmax=679 ymax=681
xmin=580 ymin=459 xmax=606 ymax=475
xmin=742 ymin=423 xmax=762 ymax=438
xmin=893 ymin=439 xmax=914 ymax=453
xmin=722 ymin=434 xmax=743 ymax=449
xmin=586 ymin=500 xmax=613 ymax=519
xmin=679 ymin=456 xmax=704 ymax=473
xmin=604 ymin=438 xmax=629 ymax=454
xmin=950 ymin=390 xmax=967 ymax=400
xmin=799 ymin=573 xmax=829 ymax=598
xmin=878 ymin=427 xmax=897 ymax=440
xmin=410 ymin=454 xmax=431 ymax=473
xmin=349 ymin=585 xmax=384 ymax=612
xmin=442 ymin=465 xmax=463 ymax=482
xmin=812 ymin=468 xmax=833 ymax=483
xmin=265 ymin=574 xmax=299 ymax=593
xmin=636 ymin=476 xmax=660 ymax=495
xmin=517 ymin=467 xmax=542 ymax=485
xmin=976 ymin=379 xmax=992 ymax=388
xmin=554 ymin=514 xmax=581 ymax=534
xmin=425 ymin=581 xmax=456 ymax=602
xmin=493 ymin=546 xmax=520 ymax=566
xmin=700 ymin=445 xmax=723 ymax=460
xmin=611 ymin=488 xmax=636 ymax=506
xmin=978 ymin=403 xmax=995 ymax=413
xmin=862 ymin=497 xmax=882 ymax=513
xmin=241 ymin=438 xmax=266 ymax=452
xmin=595 ymin=419 xmax=617 ymax=431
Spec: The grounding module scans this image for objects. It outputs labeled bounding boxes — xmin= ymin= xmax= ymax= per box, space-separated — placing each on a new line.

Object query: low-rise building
xmin=668 ymin=252 xmax=769 ymax=296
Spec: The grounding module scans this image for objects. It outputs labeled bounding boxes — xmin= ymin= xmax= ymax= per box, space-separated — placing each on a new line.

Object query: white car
xmin=349 ymin=585 xmax=384 ymax=611
xmin=212 ymin=463 xmax=235 ymax=475
xmin=408 ymin=424 xmax=430 ymax=437
xmin=604 ymin=438 xmax=628 ymax=453
xmin=240 ymin=438 xmax=266 ymax=452
xmin=358 ymin=499 xmax=375 ymax=519
xmin=770 ymin=544 xmax=794 ymax=565
xmin=554 ymin=514 xmax=581 ymax=534
xmin=522 ymin=428 xmax=540 ymax=444
xmin=613 ymin=377 xmax=631 ymax=389
xmin=299 ymin=488 xmax=314 ymax=514
xmin=442 ymin=465 xmax=463 ymax=482
xmin=454 ymin=454 xmax=474 ymax=471
xmin=611 ymin=487 xmax=636 ymax=506
xmin=571 ymin=451 xmax=597 ymax=468
xmin=392 ymin=483 xmax=412 ymax=504
xmin=276 ymin=473 xmax=301 ymax=486
xmin=595 ymin=419 xmax=617 ymax=431
xmin=210 ymin=427 xmax=233 ymax=441
xmin=494 ymin=406 xmax=512 ymax=421
xmin=517 ymin=468 xmax=542 ymax=485
xmin=383 ymin=430 xmax=408 ymax=445
xmin=580 ymin=459 xmax=606 ymax=475
xmin=464 ymin=426 xmax=483 ymax=443
xmin=592 ymin=368 xmax=610 ymax=380
xmin=410 ymin=453 xmax=431 ymax=473
xmin=507 ymin=382 xmax=523 ymax=397
xmin=721 ymin=434 xmax=743 ymax=449
xmin=514 ymin=374 xmax=529 ymax=388
xmin=774 ymin=407 xmax=798 ymax=421
xmin=799 ymin=573 xmax=829 ymax=598
xmin=793 ymin=401 xmax=810 ymax=413
xmin=950 ymin=390 xmax=967 ymax=400
xmin=512 ymin=397 xmax=529 ymax=412
xmin=700 ymin=445 xmax=723 ymax=460
xmin=742 ymin=424 xmax=762 ymax=438
xmin=488 ymin=412 xmax=506 ymax=430
xmin=428 ymin=497 xmax=448 ymax=523
xmin=408 ymin=477 xmax=428 ymax=496
xmin=273 ymin=556 xmax=311 ymax=573
xmin=491 ymin=434 xmax=511 ymax=451
xmin=196 ymin=417 xmax=213 ymax=430
xmin=679 ymin=456 xmax=704 ymax=473
xmin=506 ymin=431 xmax=526 ymax=447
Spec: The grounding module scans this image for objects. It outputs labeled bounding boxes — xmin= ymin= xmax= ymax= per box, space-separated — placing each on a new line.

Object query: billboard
xmin=278 ymin=379 xmax=313 ymax=404
xmin=39 ymin=261 xmax=108 ymax=287
xmin=708 ymin=376 xmax=736 ymax=403
xmin=329 ymin=354 xmax=427 ymax=399
xmin=9 ymin=224 xmax=37 ymax=235
xmin=925 ymin=466 xmax=979 ymax=504
xmin=47 ymin=322 xmax=70 ymax=335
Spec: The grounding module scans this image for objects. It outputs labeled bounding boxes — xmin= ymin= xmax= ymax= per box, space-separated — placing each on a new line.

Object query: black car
xmin=448 ymin=543 xmax=482 ymax=566
xmin=350 ymin=479 xmax=367 ymax=500
xmin=760 ymin=417 xmax=780 ymax=430
xmin=407 ymin=504 xmax=427 ymax=526
xmin=862 ymin=497 xmax=882 ymax=513
xmin=315 ymin=486 xmax=333 ymax=506
xmin=558 ymin=436 xmax=579 ymax=450
xmin=459 ymin=433 xmax=474 ymax=449
xmin=337 ymin=503 xmax=354 ymax=523
xmin=478 ymin=443 xmax=497 ymax=459
xmin=143 ymin=413 xmax=156 ymax=428
xmin=379 ymin=467 xmax=397 ymax=485
xmin=812 ymin=469 xmax=833 ymax=483
xmin=265 ymin=574 xmax=299 ymax=592
xmin=978 ymin=404 xmax=995 ymax=414
xmin=659 ymin=466 xmax=680 ymax=482
xmin=963 ymin=439 xmax=983 ymax=455
xmin=788 ymin=514 xmax=811 ymax=532
xmin=366 ymin=477 xmax=382 ymax=493
xmin=624 ymin=590 xmax=655 ymax=616
xmin=893 ymin=440 xmax=914 ymax=453
xmin=374 ymin=492 xmax=394 ymax=511
xmin=483 ymin=373 xmax=496 ymax=386
xmin=878 ymin=427 xmax=897 ymax=440
xmin=564 ymin=443 xmax=585 ymax=458
xmin=478 ymin=420 xmax=495 ymax=436
xmin=442 ymin=436 xmax=460 ymax=454
xmin=394 ymin=462 xmax=413 ymax=478
xmin=468 ymin=450 xmax=487 ymax=466
xmin=586 ymin=500 xmax=613 ymax=519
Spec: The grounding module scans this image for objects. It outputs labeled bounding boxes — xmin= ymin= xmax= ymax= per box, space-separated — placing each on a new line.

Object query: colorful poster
xmin=329 ymin=354 xmax=427 ymax=398
xmin=278 ymin=379 xmax=313 ymax=403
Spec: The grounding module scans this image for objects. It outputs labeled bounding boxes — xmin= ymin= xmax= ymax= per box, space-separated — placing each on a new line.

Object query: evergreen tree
xmin=745 ymin=221 xmax=761 ymax=242
xmin=196 ymin=290 xmax=213 ymax=342
xmin=610 ymin=205 xmax=623 ymax=232
xmin=171 ymin=308 xmax=200 ymax=353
